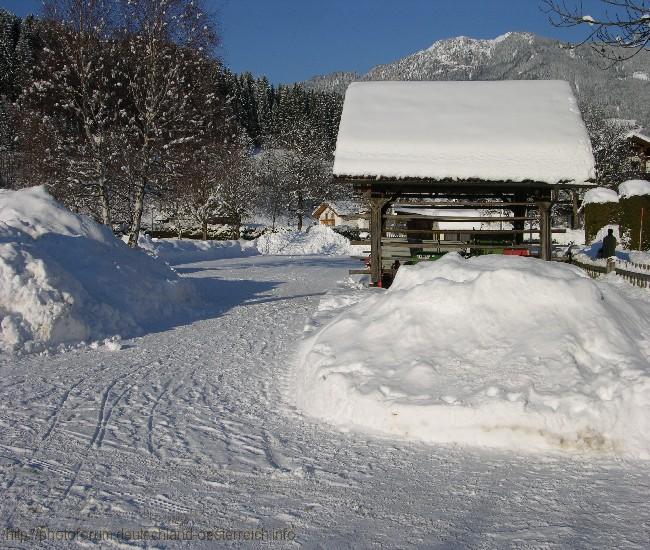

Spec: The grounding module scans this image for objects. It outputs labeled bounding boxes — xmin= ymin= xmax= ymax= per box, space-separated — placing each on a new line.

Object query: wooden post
xmin=537 ymin=199 xmax=552 ymax=261
xmin=370 ymin=199 xmax=382 ymax=285
xmin=510 ymin=193 xmax=527 ymax=245
xmin=369 ymin=196 xmax=388 ymax=286
xmin=368 ymin=191 xmax=394 ymax=286
xmin=571 ymin=190 xmax=579 ymax=230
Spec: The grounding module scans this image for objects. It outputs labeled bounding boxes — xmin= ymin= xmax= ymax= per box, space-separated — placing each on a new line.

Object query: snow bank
xmin=629 ymin=250 xmax=650 ymax=265
xmin=0 ymin=187 xmax=196 ymax=353
xmin=139 ymin=235 xmax=258 ymax=265
xmin=619 ymin=179 xmax=650 ymax=199
xmin=255 ymin=226 xmax=354 ymax=256
xmin=582 ymin=187 xmax=619 ymax=206
xmin=295 ymin=254 xmax=650 ymax=458
xmin=553 ymin=228 xmax=585 ymax=246
xmin=334 ymin=80 xmax=595 ymax=184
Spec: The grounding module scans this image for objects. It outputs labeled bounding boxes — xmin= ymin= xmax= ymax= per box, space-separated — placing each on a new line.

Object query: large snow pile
xmin=294 ymin=254 xmax=650 ymax=458
xmin=138 ymin=234 xmax=258 ymax=265
xmin=0 ymin=187 xmax=196 ymax=353
xmin=334 ymin=80 xmax=595 ymax=184
xmin=619 ymin=179 xmax=650 ymax=199
xmin=255 ymin=226 xmax=354 ymax=256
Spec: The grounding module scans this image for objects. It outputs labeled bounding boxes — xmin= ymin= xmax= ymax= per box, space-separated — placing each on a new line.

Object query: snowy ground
xmin=1 ymin=255 xmax=650 ymax=548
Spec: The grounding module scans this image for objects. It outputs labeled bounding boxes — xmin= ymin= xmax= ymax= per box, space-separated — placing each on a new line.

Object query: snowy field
xmin=1 ymin=253 xmax=650 ymax=548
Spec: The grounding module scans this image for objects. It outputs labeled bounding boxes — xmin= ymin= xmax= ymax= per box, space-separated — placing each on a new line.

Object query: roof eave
xmin=333 ymin=175 xmax=596 ymax=189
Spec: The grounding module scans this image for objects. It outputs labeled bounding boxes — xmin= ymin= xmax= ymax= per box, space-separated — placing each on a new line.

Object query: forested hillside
xmin=1 ymin=8 xmax=646 ymax=239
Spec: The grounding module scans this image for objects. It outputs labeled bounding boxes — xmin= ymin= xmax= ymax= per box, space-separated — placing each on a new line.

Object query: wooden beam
xmin=393 ymin=201 xmax=574 ymax=207
xmin=384 ymin=214 xmax=537 ymax=222
xmin=382 ymin=229 xmax=567 ymax=235
xmin=381 ymin=242 xmax=532 ymax=249
xmin=340 ymin=176 xmax=594 ymax=189
xmin=393 ymin=201 xmax=536 ymax=208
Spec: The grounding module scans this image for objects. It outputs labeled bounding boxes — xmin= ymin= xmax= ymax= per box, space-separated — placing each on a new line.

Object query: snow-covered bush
xmin=0 ymin=187 xmax=196 ymax=353
xmin=294 ymin=253 xmax=650 ymax=458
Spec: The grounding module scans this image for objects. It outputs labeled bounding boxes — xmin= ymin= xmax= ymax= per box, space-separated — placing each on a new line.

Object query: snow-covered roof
xmin=330 ymin=201 xmax=366 ymax=216
xmin=582 ymin=187 xmax=619 ymax=207
xmin=333 ymin=80 xmax=595 ymax=185
xmin=628 ymin=131 xmax=650 ymax=145
xmin=313 ymin=201 xmax=366 ymax=217
xmin=619 ymin=179 xmax=650 ymax=199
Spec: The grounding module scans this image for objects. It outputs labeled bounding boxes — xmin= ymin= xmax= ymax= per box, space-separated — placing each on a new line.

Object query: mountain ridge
xmin=302 ymin=32 xmax=650 ymax=130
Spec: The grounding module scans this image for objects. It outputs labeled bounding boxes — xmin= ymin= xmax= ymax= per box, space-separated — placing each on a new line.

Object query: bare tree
xmin=256 ymin=148 xmax=288 ymax=230
xmin=117 ymin=0 xmax=219 ymax=247
xmin=212 ymin=131 xmax=258 ymax=239
xmin=24 ymin=0 xmax=122 ymax=225
xmin=13 ymin=108 xmax=64 ymax=189
xmin=170 ymin=144 xmax=221 ymax=241
xmin=543 ymin=0 xmax=650 ymax=60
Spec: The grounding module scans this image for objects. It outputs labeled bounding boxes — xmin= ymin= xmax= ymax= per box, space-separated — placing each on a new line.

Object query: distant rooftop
xmin=333 ymin=80 xmax=595 ymax=185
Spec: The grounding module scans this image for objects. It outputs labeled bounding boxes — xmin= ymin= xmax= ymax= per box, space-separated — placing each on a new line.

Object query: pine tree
xmin=14 ymin=16 xmax=41 ymax=96
xmin=253 ymin=76 xmax=273 ymax=138
xmin=0 ymin=11 xmax=17 ymax=98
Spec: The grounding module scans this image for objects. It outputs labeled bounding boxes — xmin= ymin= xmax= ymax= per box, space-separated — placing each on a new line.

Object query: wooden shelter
xmin=333 ymin=81 xmax=596 ymax=285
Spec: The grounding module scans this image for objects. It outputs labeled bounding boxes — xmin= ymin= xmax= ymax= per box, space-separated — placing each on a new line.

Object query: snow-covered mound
xmin=581 ymin=186 xmax=619 ymax=206
xmin=294 ymin=254 xmax=650 ymax=458
xmin=139 ymin=234 xmax=258 ymax=265
xmin=255 ymin=226 xmax=354 ymax=256
xmin=0 ymin=187 xmax=196 ymax=353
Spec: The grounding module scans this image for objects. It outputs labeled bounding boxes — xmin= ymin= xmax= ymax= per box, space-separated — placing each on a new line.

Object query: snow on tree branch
xmin=542 ymin=0 xmax=650 ymax=60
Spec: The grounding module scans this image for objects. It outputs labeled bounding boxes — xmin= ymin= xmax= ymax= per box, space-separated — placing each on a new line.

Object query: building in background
xmin=312 ymin=201 xmax=369 ymax=230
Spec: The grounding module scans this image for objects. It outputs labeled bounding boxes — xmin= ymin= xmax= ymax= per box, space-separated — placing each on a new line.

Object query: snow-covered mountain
xmin=302 ymin=32 xmax=650 ymax=129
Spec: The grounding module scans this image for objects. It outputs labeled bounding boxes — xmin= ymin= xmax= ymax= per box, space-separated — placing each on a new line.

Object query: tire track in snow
xmin=41 ymin=378 xmax=84 ymax=443
xmin=94 ymin=381 xmax=135 ymax=449
xmin=2 ymin=377 xmax=86 ymax=495
xmin=147 ymin=380 xmax=172 ymax=458
xmin=60 ymin=360 xmax=158 ymax=501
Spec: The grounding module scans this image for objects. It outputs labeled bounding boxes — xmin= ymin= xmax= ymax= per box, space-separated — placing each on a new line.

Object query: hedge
xmin=584 ymin=202 xmax=620 ymax=244
xmin=619 ymin=195 xmax=650 ymax=250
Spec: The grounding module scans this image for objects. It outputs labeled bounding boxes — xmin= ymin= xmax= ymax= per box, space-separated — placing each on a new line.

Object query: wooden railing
xmin=572 ymin=257 xmax=650 ymax=289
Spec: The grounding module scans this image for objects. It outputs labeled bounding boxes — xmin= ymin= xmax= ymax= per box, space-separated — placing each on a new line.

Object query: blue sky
xmin=3 ymin=0 xmax=602 ymax=83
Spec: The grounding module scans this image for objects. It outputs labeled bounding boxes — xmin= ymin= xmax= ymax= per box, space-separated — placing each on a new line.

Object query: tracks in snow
xmin=2 ymin=256 xmax=648 ymax=548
